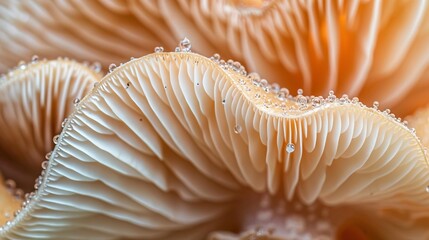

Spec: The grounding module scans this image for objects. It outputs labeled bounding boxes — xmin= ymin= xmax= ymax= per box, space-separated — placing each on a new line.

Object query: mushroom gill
xmin=0 ymin=58 xmax=100 ymax=226
xmin=1 ymin=49 xmax=428 ymax=239
xmin=1 ymin=0 xmax=429 ymax=117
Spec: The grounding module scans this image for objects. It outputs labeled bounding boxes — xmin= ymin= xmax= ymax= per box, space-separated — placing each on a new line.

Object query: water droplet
xmin=26 ymin=192 xmax=35 ymax=201
xmin=219 ymin=59 xmax=228 ymax=69
xmin=222 ymin=99 xmax=226 ymax=104
xmin=286 ymin=143 xmax=295 ymax=153
xmin=270 ymin=83 xmax=280 ymax=93
xmin=248 ymin=72 xmax=261 ymax=85
xmin=91 ymin=62 xmax=102 ymax=73
xmin=5 ymin=179 xmax=15 ymax=190
xmin=73 ymin=98 xmax=80 ymax=107
xmin=179 ymin=38 xmax=191 ymax=52
xmin=52 ymin=135 xmax=59 ymax=144
xmin=297 ymin=89 xmax=303 ymax=95
xmin=234 ymin=124 xmax=242 ymax=134
xmin=31 ymin=55 xmax=39 ymax=63
xmin=239 ymin=66 xmax=247 ymax=76
xmin=278 ymin=88 xmax=289 ymax=100
xmin=126 ymin=82 xmax=131 ymax=89
xmin=426 ymin=185 xmax=429 ymax=193
xmin=45 ymin=152 xmax=52 ymax=160
xmin=174 ymin=47 xmax=180 ymax=52
xmin=373 ymin=101 xmax=379 ymax=109
xmin=352 ymin=97 xmax=359 ymax=104
xmin=61 ymin=118 xmax=68 ymax=128
xmin=232 ymin=61 xmax=241 ymax=72
xmin=211 ymin=53 xmax=220 ymax=62
xmin=108 ymin=63 xmax=117 ymax=73
xmin=312 ymin=97 xmax=322 ymax=108
xmin=41 ymin=161 xmax=48 ymax=170
xmin=327 ymin=90 xmax=336 ymax=102
xmin=297 ymin=96 xmax=307 ymax=109
xmin=154 ymin=46 xmax=164 ymax=53
xmin=13 ymin=210 xmax=20 ymax=217
xmin=18 ymin=61 xmax=26 ymax=70
xmin=14 ymin=189 xmax=24 ymax=199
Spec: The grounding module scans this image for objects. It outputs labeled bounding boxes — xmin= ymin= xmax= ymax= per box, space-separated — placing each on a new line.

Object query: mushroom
xmin=0 ymin=58 xmax=100 ymax=226
xmin=1 ymin=46 xmax=428 ymax=239
xmin=1 ymin=0 xmax=429 ymax=116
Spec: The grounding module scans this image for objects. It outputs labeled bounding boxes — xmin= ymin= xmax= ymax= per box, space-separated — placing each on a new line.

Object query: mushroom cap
xmin=1 ymin=0 xmax=429 ymax=116
xmin=0 ymin=59 xmax=100 ymax=190
xmin=1 ymin=51 xmax=428 ymax=239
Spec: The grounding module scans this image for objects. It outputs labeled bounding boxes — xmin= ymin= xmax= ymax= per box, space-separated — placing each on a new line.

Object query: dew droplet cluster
xmin=204 ymin=49 xmax=422 ymax=149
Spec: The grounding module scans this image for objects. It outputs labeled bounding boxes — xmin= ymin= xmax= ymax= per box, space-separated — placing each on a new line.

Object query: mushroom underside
xmin=0 ymin=53 xmax=428 ymax=239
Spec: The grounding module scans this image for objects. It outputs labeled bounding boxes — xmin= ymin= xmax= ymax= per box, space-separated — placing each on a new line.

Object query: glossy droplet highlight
xmin=210 ymin=53 xmax=220 ymax=62
xmin=5 ymin=179 xmax=16 ymax=190
xmin=52 ymin=135 xmax=59 ymax=144
xmin=41 ymin=161 xmax=48 ymax=170
xmin=18 ymin=61 xmax=26 ymax=70
xmin=286 ymin=143 xmax=295 ymax=153
xmin=45 ymin=151 xmax=52 ymax=160
xmin=91 ymin=62 xmax=102 ymax=73
xmin=154 ymin=46 xmax=164 ymax=53
xmin=61 ymin=118 xmax=68 ymax=128
xmin=31 ymin=55 xmax=39 ymax=63
xmin=73 ymin=98 xmax=80 ymax=106
xmin=234 ymin=124 xmax=242 ymax=134
xmin=179 ymin=37 xmax=191 ymax=52
xmin=327 ymin=90 xmax=336 ymax=102
xmin=109 ymin=63 xmax=117 ymax=73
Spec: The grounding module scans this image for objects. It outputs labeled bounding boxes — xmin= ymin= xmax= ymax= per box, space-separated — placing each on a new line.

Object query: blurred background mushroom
xmin=1 ymin=0 xmax=429 ymax=116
